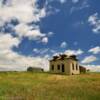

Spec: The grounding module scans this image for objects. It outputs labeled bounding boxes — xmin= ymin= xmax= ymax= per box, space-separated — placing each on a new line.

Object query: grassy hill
xmin=0 ymin=72 xmax=100 ymax=100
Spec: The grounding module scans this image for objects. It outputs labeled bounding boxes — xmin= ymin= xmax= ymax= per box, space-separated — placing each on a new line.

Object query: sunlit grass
xmin=0 ymin=72 xmax=100 ymax=100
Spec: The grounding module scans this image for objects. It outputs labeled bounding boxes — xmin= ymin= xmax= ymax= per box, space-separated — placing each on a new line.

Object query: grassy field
xmin=0 ymin=72 xmax=100 ymax=100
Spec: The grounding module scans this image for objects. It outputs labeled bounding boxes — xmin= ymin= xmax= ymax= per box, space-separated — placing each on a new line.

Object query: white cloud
xmin=0 ymin=33 xmax=49 ymax=71
xmin=89 ymin=46 xmax=100 ymax=54
xmin=0 ymin=33 xmax=20 ymax=50
xmin=0 ymin=0 xmax=47 ymax=24
xmin=0 ymin=19 xmax=5 ymax=27
xmin=33 ymin=48 xmax=56 ymax=56
xmin=81 ymin=55 xmax=97 ymax=64
xmin=0 ymin=0 xmax=50 ymax=43
xmin=40 ymin=48 xmax=49 ymax=54
xmin=33 ymin=48 xmax=39 ymax=53
xmin=46 ymin=5 xmax=60 ymax=16
xmin=53 ymin=52 xmax=62 ymax=56
xmin=22 ymin=29 xmax=45 ymax=40
xmin=0 ymin=0 xmax=54 ymax=71
xmin=88 ymin=13 xmax=100 ymax=33
xmin=0 ymin=54 xmax=49 ymax=71
xmin=70 ymin=1 xmax=89 ymax=13
xmin=15 ymin=23 xmax=30 ymax=34
xmin=15 ymin=23 xmax=47 ymax=41
xmin=0 ymin=0 xmax=34 ymax=23
xmin=41 ymin=37 xmax=48 ymax=44
xmin=33 ymin=48 xmax=49 ymax=54
xmin=60 ymin=41 xmax=67 ymax=48
xmin=65 ymin=49 xmax=83 ymax=55
xmin=39 ymin=8 xmax=47 ymax=18
xmin=83 ymin=65 xmax=100 ymax=72
xmin=88 ymin=13 xmax=98 ymax=25
xmin=48 ymin=32 xmax=54 ymax=36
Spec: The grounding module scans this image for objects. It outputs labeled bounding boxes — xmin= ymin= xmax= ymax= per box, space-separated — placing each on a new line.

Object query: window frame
xmin=62 ymin=64 xmax=65 ymax=72
xmin=76 ymin=64 xmax=78 ymax=70
xmin=57 ymin=64 xmax=60 ymax=70
xmin=72 ymin=63 xmax=74 ymax=70
xmin=51 ymin=65 xmax=54 ymax=70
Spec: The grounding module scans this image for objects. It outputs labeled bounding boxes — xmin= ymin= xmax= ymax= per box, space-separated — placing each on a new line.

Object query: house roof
xmin=50 ymin=54 xmax=78 ymax=61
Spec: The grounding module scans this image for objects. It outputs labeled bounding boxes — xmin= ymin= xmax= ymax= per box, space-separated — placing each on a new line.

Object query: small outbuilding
xmin=49 ymin=54 xmax=80 ymax=75
xmin=79 ymin=66 xmax=86 ymax=73
xmin=27 ymin=67 xmax=44 ymax=72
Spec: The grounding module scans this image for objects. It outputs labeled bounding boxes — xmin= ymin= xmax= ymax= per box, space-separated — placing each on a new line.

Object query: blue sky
xmin=0 ymin=0 xmax=100 ymax=71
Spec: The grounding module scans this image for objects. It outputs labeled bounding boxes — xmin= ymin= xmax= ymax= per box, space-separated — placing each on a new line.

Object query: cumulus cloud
xmin=33 ymin=48 xmax=55 ymax=55
xmin=47 ymin=32 xmax=54 ymax=36
xmin=0 ymin=54 xmax=49 ymax=71
xmin=81 ymin=55 xmax=97 ymax=64
xmin=88 ymin=13 xmax=100 ymax=33
xmin=0 ymin=0 xmax=51 ymax=43
xmin=88 ymin=46 xmax=100 ymax=54
xmin=41 ymin=37 xmax=48 ymax=44
xmin=51 ymin=49 xmax=83 ymax=57
xmin=15 ymin=23 xmax=46 ymax=40
xmin=0 ymin=0 xmax=54 ymax=71
xmin=0 ymin=0 xmax=47 ymax=24
xmin=60 ymin=41 xmax=67 ymax=48
xmin=65 ymin=49 xmax=83 ymax=55
xmin=0 ymin=33 xmax=49 ymax=71
xmin=0 ymin=33 xmax=20 ymax=50
xmin=14 ymin=23 xmax=54 ymax=42
xmin=70 ymin=0 xmax=89 ymax=14
xmin=33 ymin=48 xmax=39 ymax=53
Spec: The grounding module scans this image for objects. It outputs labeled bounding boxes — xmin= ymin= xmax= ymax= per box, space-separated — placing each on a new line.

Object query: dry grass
xmin=0 ymin=72 xmax=100 ymax=100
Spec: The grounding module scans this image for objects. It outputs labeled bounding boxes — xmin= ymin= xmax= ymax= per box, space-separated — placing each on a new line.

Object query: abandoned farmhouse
xmin=49 ymin=54 xmax=85 ymax=75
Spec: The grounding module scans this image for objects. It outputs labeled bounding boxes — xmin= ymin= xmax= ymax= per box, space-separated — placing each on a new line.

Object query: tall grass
xmin=0 ymin=72 xmax=100 ymax=100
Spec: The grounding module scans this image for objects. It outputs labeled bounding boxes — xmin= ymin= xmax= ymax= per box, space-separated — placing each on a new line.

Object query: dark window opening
xmin=76 ymin=64 xmax=78 ymax=70
xmin=51 ymin=65 xmax=54 ymax=70
xmin=57 ymin=65 xmax=60 ymax=70
xmin=72 ymin=63 xmax=74 ymax=70
xmin=62 ymin=64 xmax=65 ymax=72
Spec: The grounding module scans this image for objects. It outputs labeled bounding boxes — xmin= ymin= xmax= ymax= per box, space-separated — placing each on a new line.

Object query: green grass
xmin=0 ymin=72 xmax=100 ymax=100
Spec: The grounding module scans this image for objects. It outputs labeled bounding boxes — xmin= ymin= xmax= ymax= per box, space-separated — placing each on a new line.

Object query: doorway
xmin=62 ymin=64 xmax=65 ymax=72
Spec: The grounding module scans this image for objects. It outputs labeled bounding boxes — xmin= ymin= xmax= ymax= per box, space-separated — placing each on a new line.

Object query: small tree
xmin=87 ymin=69 xmax=90 ymax=72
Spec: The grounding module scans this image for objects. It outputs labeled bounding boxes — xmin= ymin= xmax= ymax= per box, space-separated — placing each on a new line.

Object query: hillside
xmin=0 ymin=72 xmax=100 ymax=100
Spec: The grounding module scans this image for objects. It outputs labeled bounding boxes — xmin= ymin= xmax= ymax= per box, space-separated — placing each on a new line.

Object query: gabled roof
xmin=50 ymin=54 xmax=78 ymax=61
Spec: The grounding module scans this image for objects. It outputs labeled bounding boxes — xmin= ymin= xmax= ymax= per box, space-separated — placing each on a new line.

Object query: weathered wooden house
xmin=49 ymin=54 xmax=80 ymax=75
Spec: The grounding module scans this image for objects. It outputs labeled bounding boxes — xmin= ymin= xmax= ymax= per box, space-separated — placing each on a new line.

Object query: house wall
xmin=50 ymin=59 xmax=80 ymax=75
xmin=69 ymin=60 xmax=80 ymax=75
xmin=50 ymin=60 xmax=70 ymax=75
